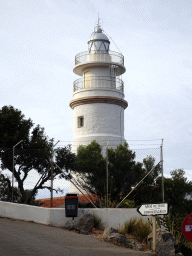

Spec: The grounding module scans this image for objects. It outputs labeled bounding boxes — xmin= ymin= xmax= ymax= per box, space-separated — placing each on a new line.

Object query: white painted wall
xmin=72 ymin=104 xmax=124 ymax=141
xmin=0 ymin=201 xmax=151 ymax=229
xmin=73 ymin=88 xmax=124 ymax=100
xmin=0 ymin=201 xmax=50 ymax=225
xmin=84 ymin=66 xmax=111 ymax=77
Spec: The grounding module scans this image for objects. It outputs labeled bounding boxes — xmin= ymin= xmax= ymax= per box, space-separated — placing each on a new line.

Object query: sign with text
xmin=137 ymin=203 xmax=168 ymax=216
xmin=182 ymin=214 xmax=192 ymax=242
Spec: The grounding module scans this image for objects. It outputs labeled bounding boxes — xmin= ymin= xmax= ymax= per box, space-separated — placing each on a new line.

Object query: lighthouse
xmin=70 ymin=22 xmax=128 ymax=153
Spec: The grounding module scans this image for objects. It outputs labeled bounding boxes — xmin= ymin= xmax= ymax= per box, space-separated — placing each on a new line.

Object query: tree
xmin=130 ymin=156 xmax=161 ymax=205
xmin=0 ymin=171 xmax=12 ymax=201
xmin=0 ymin=105 xmax=33 ymax=148
xmin=74 ymin=141 xmax=145 ymax=205
xmin=74 ymin=141 xmax=106 ymax=200
xmin=107 ymin=142 xmax=143 ymax=202
xmin=135 ymin=168 xmax=192 ymax=214
xmin=161 ymin=169 xmax=192 ymax=215
xmin=156 ymin=170 xmax=192 ymax=255
xmin=0 ymin=105 xmax=76 ymax=204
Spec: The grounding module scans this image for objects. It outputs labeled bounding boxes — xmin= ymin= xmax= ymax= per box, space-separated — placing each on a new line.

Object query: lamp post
xmin=161 ymin=138 xmax=164 ymax=202
xmin=50 ymin=140 xmax=60 ymax=208
xmin=12 ymin=140 xmax=23 ymax=202
xmin=106 ymin=141 xmax=109 ymax=208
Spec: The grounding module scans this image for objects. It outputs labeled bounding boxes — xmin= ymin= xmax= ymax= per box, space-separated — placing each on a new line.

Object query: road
xmin=0 ymin=217 xmax=153 ymax=256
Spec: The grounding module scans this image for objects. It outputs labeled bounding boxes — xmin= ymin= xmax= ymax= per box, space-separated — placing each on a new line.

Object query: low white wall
xmin=0 ymin=201 xmax=151 ymax=229
xmin=0 ymin=201 xmax=50 ymax=225
xmin=78 ymin=208 xmax=151 ymax=229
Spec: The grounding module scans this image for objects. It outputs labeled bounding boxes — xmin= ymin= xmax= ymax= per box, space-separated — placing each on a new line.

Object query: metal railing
xmin=75 ymin=51 xmax=124 ymax=66
xmin=73 ymin=76 xmax=124 ymax=93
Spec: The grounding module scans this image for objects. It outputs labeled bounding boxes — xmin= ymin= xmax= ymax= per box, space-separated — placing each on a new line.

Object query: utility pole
xmin=51 ymin=147 xmax=54 ymax=208
xmin=160 ymin=139 xmax=164 ymax=202
xmin=12 ymin=140 xmax=23 ymax=202
xmin=50 ymin=140 xmax=60 ymax=208
xmin=106 ymin=141 xmax=109 ymax=208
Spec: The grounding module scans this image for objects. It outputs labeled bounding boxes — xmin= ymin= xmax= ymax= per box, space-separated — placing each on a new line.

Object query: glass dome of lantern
xmin=88 ymin=23 xmax=110 ymax=54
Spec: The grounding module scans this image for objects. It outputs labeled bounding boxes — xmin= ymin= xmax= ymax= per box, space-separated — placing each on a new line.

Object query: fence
xmin=0 ymin=139 xmax=163 ymax=208
xmin=68 ymin=139 xmax=163 ymax=208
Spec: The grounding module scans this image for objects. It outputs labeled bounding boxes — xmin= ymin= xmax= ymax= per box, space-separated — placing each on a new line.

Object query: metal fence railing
xmin=75 ymin=51 xmax=124 ymax=66
xmin=0 ymin=140 xmax=163 ymax=208
xmin=73 ymin=76 xmax=124 ymax=93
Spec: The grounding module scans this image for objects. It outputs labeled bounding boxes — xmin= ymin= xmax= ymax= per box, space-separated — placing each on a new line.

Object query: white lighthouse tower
xmin=70 ymin=22 xmax=128 ymax=153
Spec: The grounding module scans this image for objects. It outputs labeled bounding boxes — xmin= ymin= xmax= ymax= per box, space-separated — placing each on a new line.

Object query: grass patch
xmin=119 ymin=218 xmax=151 ymax=243
xmin=119 ymin=218 xmax=137 ymax=235
xmin=93 ymin=214 xmax=102 ymax=229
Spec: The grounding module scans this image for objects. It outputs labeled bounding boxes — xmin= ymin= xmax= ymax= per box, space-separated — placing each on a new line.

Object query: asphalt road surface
xmin=0 ymin=217 xmax=153 ymax=256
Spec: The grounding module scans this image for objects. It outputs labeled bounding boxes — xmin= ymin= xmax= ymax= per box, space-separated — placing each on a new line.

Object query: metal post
xmin=106 ymin=141 xmax=109 ymax=208
xmin=51 ymin=148 xmax=53 ymax=208
xmin=12 ymin=147 xmax=14 ymax=202
xmin=50 ymin=140 xmax=60 ymax=208
xmin=12 ymin=140 xmax=23 ymax=202
xmin=160 ymin=139 xmax=164 ymax=202
xmin=152 ymin=215 xmax=156 ymax=251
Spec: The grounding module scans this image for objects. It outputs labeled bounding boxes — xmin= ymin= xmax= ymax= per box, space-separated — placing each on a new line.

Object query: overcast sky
xmin=1 ymin=0 xmax=192 ymax=196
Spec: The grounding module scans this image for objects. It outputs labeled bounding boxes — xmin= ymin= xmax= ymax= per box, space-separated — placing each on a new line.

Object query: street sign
xmin=137 ymin=203 xmax=168 ymax=216
xmin=182 ymin=214 xmax=192 ymax=242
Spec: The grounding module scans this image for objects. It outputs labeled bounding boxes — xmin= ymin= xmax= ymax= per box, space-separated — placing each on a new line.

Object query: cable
xmin=102 ymin=29 xmax=122 ymax=54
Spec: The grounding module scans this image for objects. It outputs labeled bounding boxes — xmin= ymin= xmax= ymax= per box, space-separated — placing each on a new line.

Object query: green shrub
xmin=93 ymin=214 xmax=102 ymax=229
xmin=133 ymin=219 xmax=151 ymax=243
xmin=119 ymin=218 xmax=151 ymax=243
xmin=157 ymin=214 xmax=192 ymax=255
xmin=118 ymin=199 xmax=135 ymax=208
xmin=119 ymin=218 xmax=137 ymax=235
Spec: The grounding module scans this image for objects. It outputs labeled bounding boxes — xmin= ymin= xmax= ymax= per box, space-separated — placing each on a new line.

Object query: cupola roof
xmin=88 ymin=22 xmax=110 ymax=53
xmin=89 ymin=24 xmax=109 ymax=41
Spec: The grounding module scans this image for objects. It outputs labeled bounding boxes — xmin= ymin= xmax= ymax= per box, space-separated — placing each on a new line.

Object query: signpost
xmin=182 ymin=214 xmax=192 ymax=242
xmin=137 ymin=203 xmax=168 ymax=216
xmin=137 ymin=203 xmax=168 ymax=252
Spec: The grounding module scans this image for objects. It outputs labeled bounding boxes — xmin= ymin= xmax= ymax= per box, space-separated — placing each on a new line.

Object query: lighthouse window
xmin=78 ymin=116 xmax=84 ymax=128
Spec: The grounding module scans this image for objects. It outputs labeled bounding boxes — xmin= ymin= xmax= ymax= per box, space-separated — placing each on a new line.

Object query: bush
xmin=93 ymin=214 xmax=102 ymax=229
xmin=118 ymin=199 xmax=135 ymax=208
xmin=157 ymin=214 xmax=192 ymax=256
xmin=119 ymin=218 xmax=137 ymax=235
xmin=133 ymin=219 xmax=151 ymax=243
xmin=119 ymin=218 xmax=151 ymax=243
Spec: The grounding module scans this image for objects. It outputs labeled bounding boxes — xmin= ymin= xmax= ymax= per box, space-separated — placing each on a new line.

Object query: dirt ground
xmin=89 ymin=228 xmax=154 ymax=253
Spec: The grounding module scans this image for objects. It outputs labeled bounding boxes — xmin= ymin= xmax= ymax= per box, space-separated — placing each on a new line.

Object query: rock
xmin=65 ymin=214 xmax=94 ymax=235
xmin=128 ymin=239 xmax=143 ymax=250
xmin=147 ymin=228 xmax=171 ymax=249
xmin=75 ymin=214 xmax=94 ymax=233
xmin=128 ymin=239 xmax=138 ymax=249
xmin=135 ymin=241 xmax=143 ymax=250
xmin=148 ymin=228 xmax=175 ymax=255
xmin=175 ymin=253 xmax=184 ymax=256
xmin=156 ymin=238 xmax=175 ymax=256
xmin=65 ymin=220 xmax=77 ymax=230
xmin=108 ymin=233 xmax=128 ymax=243
xmin=79 ymin=229 xmax=89 ymax=235
xmin=103 ymin=227 xmax=128 ymax=245
xmin=103 ymin=227 xmax=118 ymax=239
xmin=162 ymin=232 xmax=174 ymax=242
